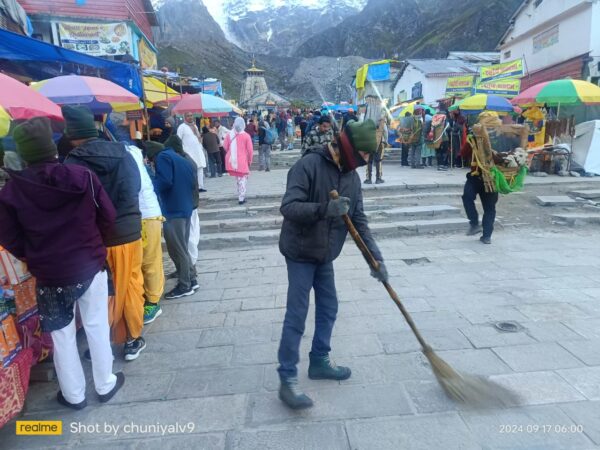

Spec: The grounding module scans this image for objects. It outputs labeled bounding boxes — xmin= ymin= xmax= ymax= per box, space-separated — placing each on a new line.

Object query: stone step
xmin=198 ymin=196 xmax=463 ymax=220
xmin=198 ymin=217 xmax=470 ymax=249
xmin=536 ymin=196 xmax=580 ymax=206
xmin=569 ymin=189 xmax=600 ymax=199
xmin=201 ymin=216 xmax=284 ymax=233
xmin=198 ymin=203 xmax=281 ymax=220
xmin=199 ymin=186 xmax=465 ymax=206
xmin=552 ymin=213 xmax=600 ymax=225
xmin=367 ymin=205 xmax=461 ymax=220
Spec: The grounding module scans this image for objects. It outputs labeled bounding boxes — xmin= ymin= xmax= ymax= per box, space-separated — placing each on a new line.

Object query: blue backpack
xmin=262 ymin=127 xmax=277 ymax=145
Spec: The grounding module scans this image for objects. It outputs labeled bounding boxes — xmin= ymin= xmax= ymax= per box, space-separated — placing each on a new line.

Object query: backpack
xmin=262 ymin=126 xmax=277 ymax=145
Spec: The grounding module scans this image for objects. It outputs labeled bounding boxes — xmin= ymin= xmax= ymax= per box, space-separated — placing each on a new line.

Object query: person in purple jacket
xmin=0 ymin=118 xmax=124 ymax=410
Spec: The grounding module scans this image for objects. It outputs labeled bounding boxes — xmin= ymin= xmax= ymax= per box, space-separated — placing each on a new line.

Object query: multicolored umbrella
xmin=172 ymin=93 xmax=233 ymax=117
xmin=31 ymin=75 xmax=141 ymax=114
xmin=0 ymin=73 xmax=64 ymax=137
xmin=511 ymin=79 xmax=600 ymax=106
xmin=449 ymin=94 xmax=514 ymax=115
xmin=393 ymin=103 xmax=436 ymax=118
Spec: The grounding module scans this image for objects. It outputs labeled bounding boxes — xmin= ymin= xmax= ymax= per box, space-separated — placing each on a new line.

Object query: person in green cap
xmin=0 ymin=117 xmax=124 ymax=409
xmin=62 ymin=105 xmax=146 ymax=362
xmin=276 ymin=119 xmax=388 ymax=410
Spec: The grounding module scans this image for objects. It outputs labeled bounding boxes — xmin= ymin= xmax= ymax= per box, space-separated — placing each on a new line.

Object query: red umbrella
xmin=0 ymin=73 xmax=63 ymax=136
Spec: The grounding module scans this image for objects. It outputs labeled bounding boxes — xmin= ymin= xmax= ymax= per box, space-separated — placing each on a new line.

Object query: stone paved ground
xmin=3 ymin=224 xmax=600 ymax=449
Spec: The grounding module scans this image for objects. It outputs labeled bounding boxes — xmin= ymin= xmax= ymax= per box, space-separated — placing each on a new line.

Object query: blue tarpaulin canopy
xmin=367 ymin=63 xmax=390 ymax=82
xmin=0 ymin=28 xmax=142 ymax=98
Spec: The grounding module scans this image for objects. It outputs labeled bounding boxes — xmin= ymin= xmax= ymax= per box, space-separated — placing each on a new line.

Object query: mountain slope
xmin=203 ymin=0 xmax=367 ymax=57
xmin=155 ymin=0 xmax=371 ymax=103
xmin=155 ymin=0 xmax=297 ymax=99
xmin=295 ymin=0 xmax=522 ymax=59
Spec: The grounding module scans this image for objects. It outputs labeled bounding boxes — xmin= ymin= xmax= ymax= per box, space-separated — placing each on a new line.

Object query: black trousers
xmin=219 ymin=147 xmax=226 ymax=172
xmin=208 ymin=152 xmax=222 ymax=177
xmin=401 ymin=144 xmax=409 ymax=166
xmin=462 ymin=174 xmax=498 ymax=239
xmin=437 ymin=141 xmax=449 ymax=167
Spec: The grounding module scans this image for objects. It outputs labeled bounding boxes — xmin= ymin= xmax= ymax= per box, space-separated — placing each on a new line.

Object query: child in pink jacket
xmin=224 ymin=117 xmax=254 ymax=205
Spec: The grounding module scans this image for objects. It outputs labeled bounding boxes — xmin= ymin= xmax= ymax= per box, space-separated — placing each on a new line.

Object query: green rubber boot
xmin=279 ymin=377 xmax=313 ymax=410
xmin=308 ymin=353 xmax=351 ymax=380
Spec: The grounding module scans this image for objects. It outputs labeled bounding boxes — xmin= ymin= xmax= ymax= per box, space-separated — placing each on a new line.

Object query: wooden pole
xmin=138 ymin=66 xmax=151 ymax=139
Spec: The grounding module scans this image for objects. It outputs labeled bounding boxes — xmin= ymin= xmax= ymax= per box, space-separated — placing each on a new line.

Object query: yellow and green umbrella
xmin=512 ymin=79 xmax=600 ymax=106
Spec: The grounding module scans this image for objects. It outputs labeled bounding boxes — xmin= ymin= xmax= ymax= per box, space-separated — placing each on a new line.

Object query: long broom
xmin=330 ymin=190 xmax=520 ymax=407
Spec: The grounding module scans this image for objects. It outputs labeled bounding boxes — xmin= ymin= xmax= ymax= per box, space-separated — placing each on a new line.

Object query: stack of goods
xmin=0 ymin=246 xmax=52 ymax=429
xmin=397 ymin=115 xmax=421 ymax=145
xmin=426 ymin=114 xmax=448 ymax=150
xmin=471 ymin=124 xmax=529 ymax=194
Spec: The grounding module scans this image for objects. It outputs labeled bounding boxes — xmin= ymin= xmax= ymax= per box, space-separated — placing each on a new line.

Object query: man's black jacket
xmin=279 ymin=146 xmax=382 ymax=264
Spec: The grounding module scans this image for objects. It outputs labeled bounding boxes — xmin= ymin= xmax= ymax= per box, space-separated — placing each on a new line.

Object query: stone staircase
xmin=249 ymin=140 xmax=303 ymax=171
xmin=546 ymin=189 xmax=600 ymax=226
xmin=198 ymin=188 xmax=469 ymax=249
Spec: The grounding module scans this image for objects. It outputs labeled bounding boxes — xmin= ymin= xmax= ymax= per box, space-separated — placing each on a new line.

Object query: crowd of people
xmin=0 ymin=95 xmax=507 ymax=412
xmin=0 ymin=103 xmax=268 ymax=410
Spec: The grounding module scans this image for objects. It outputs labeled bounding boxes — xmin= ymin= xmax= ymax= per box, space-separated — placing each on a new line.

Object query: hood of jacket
xmin=6 ymin=162 xmax=94 ymax=211
xmin=66 ymin=139 xmax=127 ymax=176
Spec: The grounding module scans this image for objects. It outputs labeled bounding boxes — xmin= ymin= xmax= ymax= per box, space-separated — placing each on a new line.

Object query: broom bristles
xmin=423 ymin=347 xmax=520 ymax=408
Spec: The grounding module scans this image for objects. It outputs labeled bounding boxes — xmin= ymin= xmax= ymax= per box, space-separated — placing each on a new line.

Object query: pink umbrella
xmin=0 ymin=73 xmax=63 ymax=135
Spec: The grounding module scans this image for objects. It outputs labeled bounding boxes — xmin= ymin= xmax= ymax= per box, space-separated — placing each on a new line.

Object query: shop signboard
xmin=58 ymin=21 xmax=133 ymax=57
xmin=474 ymin=78 xmax=521 ymax=97
xmin=139 ymin=38 xmax=157 ymax=69
xmin=479 ymin=59 xmax=524 ymax=82
xmin=445 ymin=75 xmax=475 ymax=98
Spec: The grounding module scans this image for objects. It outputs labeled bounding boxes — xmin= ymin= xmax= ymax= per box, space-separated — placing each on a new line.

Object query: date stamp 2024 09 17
xmin=499 ymin=424 xmax=584 ymax=434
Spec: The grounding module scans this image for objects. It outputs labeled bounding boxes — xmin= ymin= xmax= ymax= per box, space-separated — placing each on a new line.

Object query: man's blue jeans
xmin=277 ymin=258 xmax=338 ymax=379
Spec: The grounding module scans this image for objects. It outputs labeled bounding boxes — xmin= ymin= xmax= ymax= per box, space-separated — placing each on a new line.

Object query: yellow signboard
xmin=479 ymin=59 xmax=524 ymax=82
xmin=445 ymin=75 xmax=475 ymax=98
xmin=475 ymin=78 xmax=521 ymax=97
xmin=139 ymin=38 xmax=157 ymax=70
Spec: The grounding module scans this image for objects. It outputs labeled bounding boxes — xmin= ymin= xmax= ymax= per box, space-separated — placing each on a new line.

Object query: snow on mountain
xmin=201 ymin=0 xmax=367 ymax=56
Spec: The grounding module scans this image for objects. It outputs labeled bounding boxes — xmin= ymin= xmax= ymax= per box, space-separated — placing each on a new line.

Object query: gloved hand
xmin=325 ymin=196 xmax=350 ymax=218
xmin=370 ymin=261 xmax=389 ymax=283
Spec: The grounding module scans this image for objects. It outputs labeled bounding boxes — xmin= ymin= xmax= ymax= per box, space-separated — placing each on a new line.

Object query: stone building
xmin=239 ymin=60 xmax=290 ymax=111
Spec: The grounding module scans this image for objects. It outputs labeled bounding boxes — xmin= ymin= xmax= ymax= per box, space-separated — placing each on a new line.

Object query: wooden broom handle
xmin=329 ymin=190 xmax=431 ymax=351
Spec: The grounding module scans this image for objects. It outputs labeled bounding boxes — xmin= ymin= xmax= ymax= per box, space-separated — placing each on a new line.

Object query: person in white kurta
xmin=177 ymin=113 xmax=207 ymax=190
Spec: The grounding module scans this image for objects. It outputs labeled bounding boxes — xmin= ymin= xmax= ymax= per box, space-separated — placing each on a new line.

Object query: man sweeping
xmin=276 ymin=120 xmax=388 ymax=409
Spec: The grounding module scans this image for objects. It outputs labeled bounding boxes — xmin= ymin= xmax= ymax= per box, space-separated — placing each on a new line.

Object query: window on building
xmin=504 ymin=50 xmax=511 ymax=59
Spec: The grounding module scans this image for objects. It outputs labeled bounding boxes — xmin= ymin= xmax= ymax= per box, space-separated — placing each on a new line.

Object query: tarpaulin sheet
xmin=572 ymin=120 xmax=600 ymax=175
xmin=0 ymin=28 xmax=142 ymax=98
xmin=367 ymin=63 xmax=390 ymax=82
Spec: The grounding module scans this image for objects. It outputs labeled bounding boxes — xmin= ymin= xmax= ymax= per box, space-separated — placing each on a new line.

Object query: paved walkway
xmin=4 ymin=227 xmax=600 ymax=449
xmin=201 ymin=163 xmax=600 ymax=201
